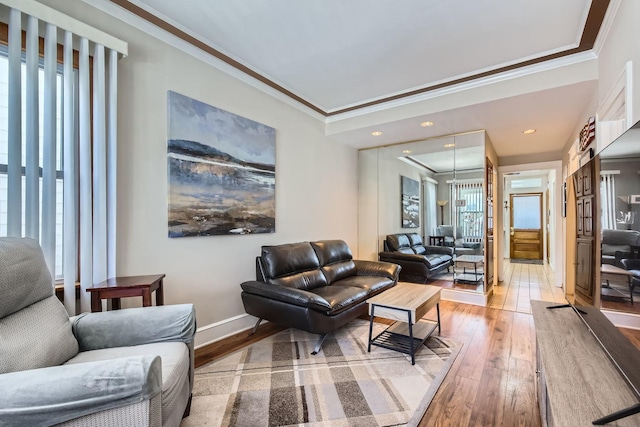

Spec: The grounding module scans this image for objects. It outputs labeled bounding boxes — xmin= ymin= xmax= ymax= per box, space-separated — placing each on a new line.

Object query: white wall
xmin=46 ymin=0 xmax=359 ymax=347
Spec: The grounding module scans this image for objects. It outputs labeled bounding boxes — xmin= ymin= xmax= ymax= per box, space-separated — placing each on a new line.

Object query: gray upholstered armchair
xmin=0 ymin=237 xmax=196 ymax=427
xmin=435 ymin=225 xmax=482 ymax=256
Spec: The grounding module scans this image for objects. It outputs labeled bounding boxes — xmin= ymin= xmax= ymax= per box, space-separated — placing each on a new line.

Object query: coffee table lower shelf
xmin=369 ymin=319 xmax=438 ymax=364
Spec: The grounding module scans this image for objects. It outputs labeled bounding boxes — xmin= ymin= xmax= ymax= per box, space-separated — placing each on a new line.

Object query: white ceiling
xmin=118 ymin=0 xmax=606 ymax=162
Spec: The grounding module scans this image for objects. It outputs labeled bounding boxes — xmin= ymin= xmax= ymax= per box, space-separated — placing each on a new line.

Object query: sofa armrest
xmin=423 ymin=245 xmax=454 ymax=256
xmin=72 ymin=304 xmax=195 ymax=352
xmin=620 ymin=258 xmax=640 ymax=271
xmin=0 ymin=355 xmax=161 ymax=427
xmin=379 ymin=251 xmax=430 ymax=264
xmin=353 ymin=259 xmax=400 ymax=281
xmin=241 ymin=281 xmax=331 ymax=312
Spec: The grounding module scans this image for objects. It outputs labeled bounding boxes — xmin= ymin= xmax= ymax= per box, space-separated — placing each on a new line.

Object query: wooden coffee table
xmin=366 ymin=283 xmax=441 ymax=365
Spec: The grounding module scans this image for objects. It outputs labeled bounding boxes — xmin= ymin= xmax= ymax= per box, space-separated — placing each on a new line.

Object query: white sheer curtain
xmin=423 ymin=178 xmax=437 ymax=237
xmin=2 ymin=0 xmax=127 ymax=314
xmin=600 ymin=171 xmax=617 ymax=230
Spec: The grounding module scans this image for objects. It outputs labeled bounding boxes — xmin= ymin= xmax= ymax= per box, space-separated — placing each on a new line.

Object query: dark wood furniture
xmin=428 ymin=235 xmax=445 ymax=246
xmin=87 ymin=274 xmax=165 ymax=312
xmin=532 ymin=300 xmax=640 ymax=426
xmin=573 ymin=161 xmax=596 ymax=304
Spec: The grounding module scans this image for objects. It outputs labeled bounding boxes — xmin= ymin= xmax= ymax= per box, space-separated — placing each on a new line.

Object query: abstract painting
xmin=401 ymin=176 xmax=420 ymax=228
xmin=167 ymin=91 xmax=276 ymax=237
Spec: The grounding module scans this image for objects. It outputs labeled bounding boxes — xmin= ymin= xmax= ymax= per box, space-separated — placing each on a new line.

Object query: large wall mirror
xmin=597 ymin=120 xmax=640 ymax=318
xmin=358 ymin=131 xmax=496 ymax=303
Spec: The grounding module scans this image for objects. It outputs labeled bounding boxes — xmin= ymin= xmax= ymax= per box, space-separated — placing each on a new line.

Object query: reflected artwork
xmin=167 ymin=91 xmax=276 ymax=237
xmin=401 ymin=176 xmax=419 ymax=228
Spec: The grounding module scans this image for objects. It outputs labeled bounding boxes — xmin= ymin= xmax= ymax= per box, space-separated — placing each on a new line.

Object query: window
xmin=451 ymin=181 xmax=483 ymax=241
xmin=0 ymin=48 xmax=65 ymax=278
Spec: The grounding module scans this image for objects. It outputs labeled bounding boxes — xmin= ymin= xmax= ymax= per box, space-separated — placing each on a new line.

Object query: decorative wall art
xmin=167 ymin=91 xmax=276 ymax=237
xmin=401 ymin=176 xmax=420 ymax=228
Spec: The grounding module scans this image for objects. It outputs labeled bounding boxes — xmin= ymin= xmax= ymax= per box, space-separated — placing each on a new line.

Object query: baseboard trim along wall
xmin=441 ymin=288 xmax=489 ymax=306
xmin=195 ymin=313 xmax=258 ymax=349
xmin=602 ymin=309 xmax=640 ymax=330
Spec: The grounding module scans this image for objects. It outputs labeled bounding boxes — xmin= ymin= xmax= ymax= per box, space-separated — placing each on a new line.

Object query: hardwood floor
xmin=194 ymin=261 xmax=640 ymax=426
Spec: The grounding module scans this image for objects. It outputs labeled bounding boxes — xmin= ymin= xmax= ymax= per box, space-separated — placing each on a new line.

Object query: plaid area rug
xmin=181 ymin=319 xmax=460 ymax=427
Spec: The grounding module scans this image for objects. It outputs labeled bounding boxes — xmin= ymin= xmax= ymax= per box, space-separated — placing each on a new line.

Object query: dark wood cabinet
xmin=574 ymin=161 xmax=596 ymax=304
xmin=576 ymin=237 xmax=594 ymax=297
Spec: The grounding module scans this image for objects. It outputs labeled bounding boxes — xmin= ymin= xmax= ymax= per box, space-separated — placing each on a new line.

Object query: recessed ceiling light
xmin=371 ymin=131 xmax=382 ymax=136
xmin=444 ymin=143 xmax=455 ymax=148
xmin=420 ymin=121 xmax=434 ymax=127
xmin=402 ymin=150 xmax=412 ymax=154
xmin=523 ymin=129 xmax=536 ymax=134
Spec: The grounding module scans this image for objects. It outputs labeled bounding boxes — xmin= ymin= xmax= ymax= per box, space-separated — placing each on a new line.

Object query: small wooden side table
xmin=87 ymin=274 xmax=165 ymax=312
xmin=429 ymin=235 xmax=445 ymax=246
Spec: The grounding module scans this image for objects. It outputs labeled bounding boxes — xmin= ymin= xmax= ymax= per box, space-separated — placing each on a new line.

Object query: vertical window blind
xmin=1 ymin=0 xmax=127 ymax=315
xmin=449 ymin=180 xmax=484 ymax=242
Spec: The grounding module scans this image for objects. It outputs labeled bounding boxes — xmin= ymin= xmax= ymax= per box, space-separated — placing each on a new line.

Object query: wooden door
xmin=510 ymin=193 xmax=543 ymax=260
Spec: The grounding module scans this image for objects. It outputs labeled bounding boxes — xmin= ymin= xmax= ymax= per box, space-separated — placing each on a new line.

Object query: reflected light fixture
xmin=371 ymin=131 xmax=382 ymax=136
xmin=522 ymin=129 xmax=536 ymax=134
xmin=420 ymin=121 xmax=434 ymax=127
xmin=436 ymin=200 xmax=448 ymax=225
xmin=402 ymin=150 xmax=412 ymax=154
xmin=444 ymin=143 xmax=455 ymax=148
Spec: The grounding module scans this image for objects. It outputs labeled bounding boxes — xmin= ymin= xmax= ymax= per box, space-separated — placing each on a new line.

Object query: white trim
xmin=326 ymin=51 xmax=597 ymax=122
xmin=80 ymin=0 xmax=325 ymax=122
xmin=593 ymin=0 xmax=624 ymax=55
xmin=596 ymin=61 xmax=633 ymax=154
xmin=441 ymin=288 xmax=489 ymax=306
xmin=600 ymin=170 xmax=621 ymax=175
xmin=1 ymin=0 xmax=128 ymax=55
xmin=602 ymin=309 xmax=640 ymax=330
xmin=194 ymin=313 xmax=259 ymax=349
xmin=422 ymin=176 xmax=438 ymax=185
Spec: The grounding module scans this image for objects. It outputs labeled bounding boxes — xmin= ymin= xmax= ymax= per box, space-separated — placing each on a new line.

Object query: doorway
xmin=510 ymin=193 xmax=543 ymax=260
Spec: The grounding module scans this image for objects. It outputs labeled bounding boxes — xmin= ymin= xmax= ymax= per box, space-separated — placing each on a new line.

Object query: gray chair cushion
xmin=0 ymin=296 xmax=78 ymax=374
xmin=65 ymin=342 xmax=189 ymax=427
xmin=0 ymin=237 xmax=54 ymax=318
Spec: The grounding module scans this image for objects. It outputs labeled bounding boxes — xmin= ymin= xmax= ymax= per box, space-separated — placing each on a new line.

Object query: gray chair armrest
xmin=240 ymin=281 xmax=331 ymax=312
xmin=0 ymin=355 xmax=161 ymax=427
xmin=353 ymin=260 xmax=400 ymax=281
xmin=72 ymin=304 xmax=195 ymax=352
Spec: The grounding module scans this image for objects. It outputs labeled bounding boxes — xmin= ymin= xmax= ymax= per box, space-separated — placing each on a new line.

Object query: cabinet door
xmin=583 ymin=196 xmax=594 ymax=237
xmin=574 ymin=172 xmax=583 ymax=197
xmin=582 ymin=162 xmax=593 ymax=196
xmin=576 ymin=237 xmax=594 ymax=299
xmin=576 ymin=198 xmax=584 ymax=235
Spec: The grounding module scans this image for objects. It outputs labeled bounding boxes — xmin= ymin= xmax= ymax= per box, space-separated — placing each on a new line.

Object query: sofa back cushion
xmin=0 ymin=237 xmax=78 ymax=373
xmin=386 ymin=234 xmax=411 ymax=252
xmin=0 ymin=237 xmax=54 ymax=318
xmin=407 ymin=233 xmax=423 ymax=246
xmin=311 ymin=240 xmax=357 ymax=284
xmin=261 ymin=242 xmax=328 ymax=290
xmin=601 ymin=229 xmax=640 ymax=255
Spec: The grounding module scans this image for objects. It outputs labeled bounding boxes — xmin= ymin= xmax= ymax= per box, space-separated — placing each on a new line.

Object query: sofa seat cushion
xmin=65 ymin=342 xmax=189 ymax=426
xmin=423 ymin=254 xmax=452 ymax=269
xmin=602 ymin=244 xmax=630 ymax=256
xmin=311 ymin=286 xmax=369 ymax=315
xmin=332 ymin=276 xmax=394 ymax=294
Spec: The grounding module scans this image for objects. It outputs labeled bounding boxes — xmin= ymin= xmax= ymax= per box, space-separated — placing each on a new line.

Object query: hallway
xmin=488 ymin=261 xmax=566 ymax=313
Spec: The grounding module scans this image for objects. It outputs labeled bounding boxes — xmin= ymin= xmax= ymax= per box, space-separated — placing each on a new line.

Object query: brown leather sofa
xmin=379 ymin=233 xmax=453 ymax=283
xmin=240 ymin=239 xmax=400 ymax=354
xmin=601 ymin=229 xmax=640 ymax=266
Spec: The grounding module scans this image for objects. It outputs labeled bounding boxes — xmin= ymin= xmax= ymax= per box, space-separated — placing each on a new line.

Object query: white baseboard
xmin=602 ymin=309 xmax=640 ymax=330
xmin=441 ymin=288 xmax=489 ymax=306
xmin=194 ymin=313 xmax=258 ymax=349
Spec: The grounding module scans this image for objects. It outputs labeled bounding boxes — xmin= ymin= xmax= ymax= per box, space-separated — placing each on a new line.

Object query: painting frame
xmin=167 ymin=91 xmax=276 ymax=237
xmin=401 ymin=175 xmax=420 ymax=228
